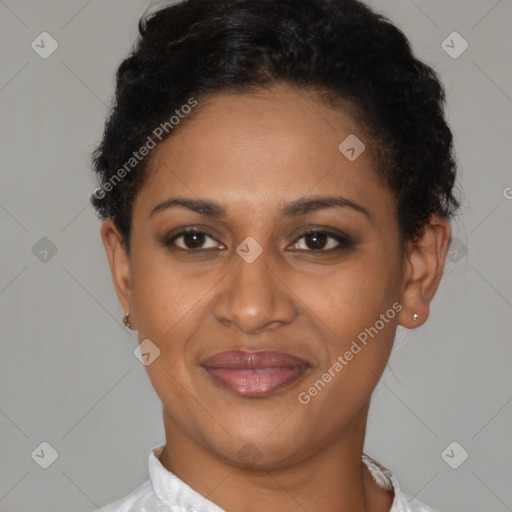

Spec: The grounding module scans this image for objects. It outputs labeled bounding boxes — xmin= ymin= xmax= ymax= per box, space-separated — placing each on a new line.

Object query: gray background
xmin=1 ymin=0 xmax=511 ymax=511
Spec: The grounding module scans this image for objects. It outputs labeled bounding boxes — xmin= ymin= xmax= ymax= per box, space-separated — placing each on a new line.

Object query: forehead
xmin=133 ymin=85 xmax=392 ymax=218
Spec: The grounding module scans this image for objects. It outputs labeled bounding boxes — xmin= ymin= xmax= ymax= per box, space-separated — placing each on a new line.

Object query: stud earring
xmin=413 ymin=313 xmax=419 ymax=322
xmin=123 ymin=312 xmax=133 ymax=329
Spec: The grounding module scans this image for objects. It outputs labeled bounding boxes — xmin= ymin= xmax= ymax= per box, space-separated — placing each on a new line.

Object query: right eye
xmin=166 ymin=229 xmax=225 ymax=251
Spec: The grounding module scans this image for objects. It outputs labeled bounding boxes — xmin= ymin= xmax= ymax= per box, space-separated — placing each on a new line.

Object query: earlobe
xmin=100 ymin=219 xmax=134 ymax=325
xmin=397 ymin=214 xmax=451 ymax=329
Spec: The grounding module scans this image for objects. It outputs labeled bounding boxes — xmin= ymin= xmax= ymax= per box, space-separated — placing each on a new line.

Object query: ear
xmin=397 ymin=214 xmax=452 ymax=329
xmin=100 ymin=219 xmax=134 ymax=327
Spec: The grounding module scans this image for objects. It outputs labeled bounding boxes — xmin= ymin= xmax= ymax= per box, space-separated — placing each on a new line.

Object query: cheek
xmin=294 ymin=298 xmax=397 ymax=429
xmin=287 ymin=253 xmax=397 ymax=333
xmin=286 ymin=253 xmax=399 ymax=394
xmin=129 ymin=247 xmax=216 ymax=338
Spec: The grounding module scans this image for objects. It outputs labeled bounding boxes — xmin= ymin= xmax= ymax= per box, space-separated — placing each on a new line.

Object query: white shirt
xmin=100 ymin=444 xmax=441 ymax=512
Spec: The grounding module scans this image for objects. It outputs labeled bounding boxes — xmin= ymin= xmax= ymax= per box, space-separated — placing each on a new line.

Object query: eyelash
xmin=165 ymin=228 xmax=353 ymax=253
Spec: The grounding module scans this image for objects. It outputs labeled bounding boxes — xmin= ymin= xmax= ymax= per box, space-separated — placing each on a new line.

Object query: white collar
xmin=147 ymin=443 xmax=421 ymax=512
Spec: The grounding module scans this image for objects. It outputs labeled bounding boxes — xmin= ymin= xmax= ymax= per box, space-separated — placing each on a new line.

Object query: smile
xmin=200 ymin=350 xmax=310 ymax=397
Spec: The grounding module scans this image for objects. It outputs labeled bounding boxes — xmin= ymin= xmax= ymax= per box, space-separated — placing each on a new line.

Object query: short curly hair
xmin=91 ymin=0 xmax=459 ymax=247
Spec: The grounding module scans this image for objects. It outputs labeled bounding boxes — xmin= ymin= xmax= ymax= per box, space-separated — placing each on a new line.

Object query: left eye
xmin=290 ymin=231 xmax=352 ymax=251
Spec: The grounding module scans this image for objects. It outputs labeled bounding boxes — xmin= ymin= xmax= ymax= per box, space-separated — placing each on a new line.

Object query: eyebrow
xmin=149 ymin=195 xmax=370 ymax=219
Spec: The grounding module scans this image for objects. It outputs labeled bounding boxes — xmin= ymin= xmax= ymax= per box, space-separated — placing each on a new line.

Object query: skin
xmin=101 ymin=84 xmax=451 ymax=512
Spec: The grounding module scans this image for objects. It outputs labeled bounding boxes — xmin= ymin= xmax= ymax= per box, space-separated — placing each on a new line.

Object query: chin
xmin=209 ymin=421 xmax=314 ymax=469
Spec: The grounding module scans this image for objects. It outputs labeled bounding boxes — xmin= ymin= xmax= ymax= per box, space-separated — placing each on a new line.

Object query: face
xmin=102 ymin=84 xmax=448 ymax=469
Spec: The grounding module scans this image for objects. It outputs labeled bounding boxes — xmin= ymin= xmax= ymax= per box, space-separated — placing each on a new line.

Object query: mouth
xmin=200 ymin=350 xmax=310 ymax=397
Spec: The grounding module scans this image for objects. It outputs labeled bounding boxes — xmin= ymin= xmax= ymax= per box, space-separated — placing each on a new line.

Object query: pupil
xmin=306 ymin=232 xmax=326 ymax=249
xmin=184 ymin=231 xmax=204 ymax=248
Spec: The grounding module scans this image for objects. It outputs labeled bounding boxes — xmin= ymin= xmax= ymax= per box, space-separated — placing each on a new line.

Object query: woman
xmin=91 ymin=0 xmax=459 ymax=510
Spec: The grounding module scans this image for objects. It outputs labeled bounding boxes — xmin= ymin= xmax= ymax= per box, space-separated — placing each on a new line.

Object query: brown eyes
xmin=165 ymin=228 xmax=353 ymax=252
xmin=290 ymin=230 xmax=352 ymax=251
xmin=169 ymin=230 xmax=225 ymax=250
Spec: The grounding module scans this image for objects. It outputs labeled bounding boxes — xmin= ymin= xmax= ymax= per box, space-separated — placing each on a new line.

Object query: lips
xmin=201 ymin=350 xmax=310 ymax=397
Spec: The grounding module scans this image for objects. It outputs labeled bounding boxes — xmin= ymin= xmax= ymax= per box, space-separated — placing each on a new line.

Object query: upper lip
xmin=200 ymin=350 xmax=310 ymax=370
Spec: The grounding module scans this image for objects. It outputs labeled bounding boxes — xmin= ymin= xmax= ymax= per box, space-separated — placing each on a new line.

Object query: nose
xmin=212 ymin=249 xmax=297 ymax=336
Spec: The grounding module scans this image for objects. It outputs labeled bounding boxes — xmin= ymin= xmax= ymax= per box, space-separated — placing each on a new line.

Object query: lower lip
xmin=203 ymin=367 xmax=308 ymax=397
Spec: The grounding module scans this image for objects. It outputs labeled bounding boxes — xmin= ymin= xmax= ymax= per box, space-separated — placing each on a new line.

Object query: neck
xmin=158 ymin=403 xmax=394 ymax=512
